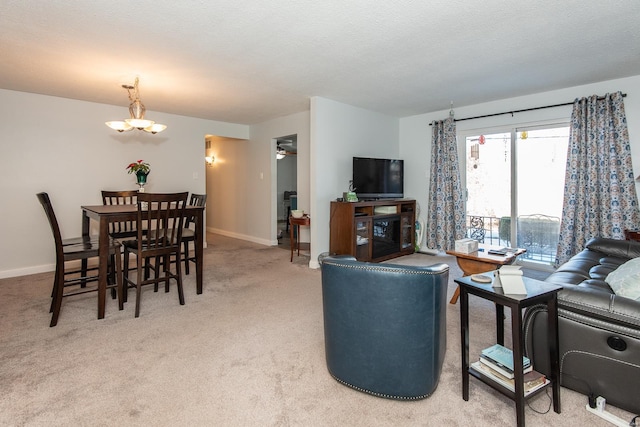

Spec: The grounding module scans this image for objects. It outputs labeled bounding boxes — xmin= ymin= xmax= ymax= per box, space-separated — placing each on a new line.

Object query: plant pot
xmin=136 ymin=170 xmax=149 ymax=185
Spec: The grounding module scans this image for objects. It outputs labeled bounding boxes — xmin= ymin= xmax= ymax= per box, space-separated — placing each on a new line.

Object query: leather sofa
xmin=523 ymin=237 xmax=640 ymax=414
xmin=320 ymin=255 xmax=449 ymax=399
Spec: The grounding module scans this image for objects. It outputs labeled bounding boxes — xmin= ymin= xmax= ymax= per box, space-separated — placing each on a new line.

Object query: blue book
xmin=481 ymin=344 xmax=530 ymax=372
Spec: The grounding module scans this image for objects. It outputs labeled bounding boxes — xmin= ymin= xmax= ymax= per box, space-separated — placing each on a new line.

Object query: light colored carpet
xmin=0 ymin=234 xmax=633 ymax=426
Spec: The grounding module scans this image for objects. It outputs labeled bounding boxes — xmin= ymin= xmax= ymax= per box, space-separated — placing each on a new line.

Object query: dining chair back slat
xmin=141 ymin=196 xmax=186 ymax=254
xmin=181 ymin=193 xmax=207 ymax=274
xmin=101 ymin=190 xmax=139 ymax=239
xmin=185 ymin=193 xmax=207 ymax=229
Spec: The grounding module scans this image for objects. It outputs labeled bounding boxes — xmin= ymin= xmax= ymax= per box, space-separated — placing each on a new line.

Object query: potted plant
xmin=126 ymin=160 xmax=151 ymax=185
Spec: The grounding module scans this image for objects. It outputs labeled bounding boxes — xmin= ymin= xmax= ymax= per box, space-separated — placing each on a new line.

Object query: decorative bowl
xmin=291 ymin=210 xmax=304 ymax=218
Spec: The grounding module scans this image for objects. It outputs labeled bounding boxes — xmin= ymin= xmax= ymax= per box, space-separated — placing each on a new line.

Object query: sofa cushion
xmin=589 ymin=262 xmax=620 ymax=280
xmin=586 ymin=237 xmax=640 ymax=258
xmin=606 ymin=257 xmax=640 ymax=300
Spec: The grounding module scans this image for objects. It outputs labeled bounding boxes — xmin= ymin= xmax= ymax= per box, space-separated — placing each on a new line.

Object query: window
xmin=463 ymin=125 xmax=569 ymax=268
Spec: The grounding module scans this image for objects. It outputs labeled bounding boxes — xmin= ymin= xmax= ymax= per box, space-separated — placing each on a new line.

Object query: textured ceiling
xmin=1 ymin=1 xmax=640 ymax=125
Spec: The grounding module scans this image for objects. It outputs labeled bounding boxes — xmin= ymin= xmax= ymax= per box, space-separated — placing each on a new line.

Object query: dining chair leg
xmin=176 ymin=254 xmax=185 ymax=306
xmin=50 ymin=265 xmax=66 ymax=327
xmin=50 ymin=263 xmax=63 ymax=312
xmin=151 ymin=256 xmax=160 ymax=292
xmin=80 ymin=258 xmax=88 ymax=288
xmin=122 ymin=248 xmax=130 ymax=304
xmin=164 ymin=255 xmax=171 ymax=293
xmin=183 ymin=241 xmax=190 ymax=275
xmin=115 ymin=250 xmax=124 ymax=311
xmin=108 ymin=255 xmax=118 ymax=299
xmin=135 ymin=260 xmax=143 ymax=318
xmin=145 ymin=258 xmax=153 ymax=287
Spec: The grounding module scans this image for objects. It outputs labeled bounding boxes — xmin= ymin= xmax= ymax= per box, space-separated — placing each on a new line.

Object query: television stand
xmin=329 ymin=199 xmax=415 ymax=262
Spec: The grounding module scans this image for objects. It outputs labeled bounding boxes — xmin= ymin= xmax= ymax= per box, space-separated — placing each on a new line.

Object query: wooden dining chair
xmin=101 ymin=190 xmax=139 ymax=239
xmin=37 ymin=192 xmax=122 ymax=327
xmin=121 ymin=192 xmax=189 ymax=317
xmin=180 ymin=193 xmax=206 ymax=275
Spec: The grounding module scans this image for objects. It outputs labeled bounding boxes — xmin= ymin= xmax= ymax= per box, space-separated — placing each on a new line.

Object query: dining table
xmin=81 ymin=203 xmax=205 ymax=319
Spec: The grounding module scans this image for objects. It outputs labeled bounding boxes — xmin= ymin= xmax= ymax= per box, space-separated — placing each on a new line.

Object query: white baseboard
xmin=0 ymin=258 xmax=101 ymax=279
xmin=0 ymin=264 xmax=54 ymax=279
xmin=207 ymin=227 xmax=274 ymax=246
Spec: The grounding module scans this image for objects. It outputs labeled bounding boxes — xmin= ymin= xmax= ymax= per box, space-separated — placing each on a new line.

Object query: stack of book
xmin=473 ymin=344 xmax=548 ymax=394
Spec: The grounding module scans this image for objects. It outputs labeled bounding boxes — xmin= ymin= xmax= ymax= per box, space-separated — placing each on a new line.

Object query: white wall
xmin=310 ymin=97 xmax=400 ymax=267
xmin=0 ymin=89 xmax=249 ymax=278
xmin=400 ymin=75 xmax=640 ymax=249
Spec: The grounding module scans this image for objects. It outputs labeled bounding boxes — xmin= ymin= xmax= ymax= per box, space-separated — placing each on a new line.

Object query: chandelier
xmin=105 ymin=77 xmax=167 ymax=134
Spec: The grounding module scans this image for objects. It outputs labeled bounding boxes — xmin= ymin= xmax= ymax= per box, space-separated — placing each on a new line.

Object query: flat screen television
xmin=352 ymin=157 xmax=404 ymax=200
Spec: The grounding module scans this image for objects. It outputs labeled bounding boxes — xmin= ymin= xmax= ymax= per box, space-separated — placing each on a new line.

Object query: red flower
xmin=126 ymin=160 xmax=150 ymax=174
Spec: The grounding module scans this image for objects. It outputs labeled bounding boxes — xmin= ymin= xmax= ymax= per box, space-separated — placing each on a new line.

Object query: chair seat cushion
xmin=63 ymin=238 xmax=119 ymax=261
xmin=181 ymin=228 xmax=195 ymax=239
xmin=109 ymin=230 xmax=138 ymax=239
xmin=122 ymin=238 xmax=176 ymax=251
xmin=62 ymin=236 xmax=98 ymax=246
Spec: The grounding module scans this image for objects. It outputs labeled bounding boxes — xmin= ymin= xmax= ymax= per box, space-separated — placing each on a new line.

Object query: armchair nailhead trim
xmin=330 ymin=374 xmax=432 ymax=400
xmin=324 ymin=261 xmax=446 ymax=276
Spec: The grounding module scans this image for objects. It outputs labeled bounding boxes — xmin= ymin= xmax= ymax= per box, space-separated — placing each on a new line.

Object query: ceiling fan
xmin=276 ymin=142 xmax=297 ymax=159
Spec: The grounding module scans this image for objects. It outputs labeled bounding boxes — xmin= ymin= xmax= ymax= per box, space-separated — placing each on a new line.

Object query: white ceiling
xmin=2 ymin=1 xmax=640 ymax=125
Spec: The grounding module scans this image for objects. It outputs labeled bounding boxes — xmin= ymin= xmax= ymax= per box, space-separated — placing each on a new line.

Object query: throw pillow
xmin=605 ymin=257 xmax=640 ymax=300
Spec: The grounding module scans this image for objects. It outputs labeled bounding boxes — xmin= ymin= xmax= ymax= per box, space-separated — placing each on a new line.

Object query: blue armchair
xmin=320 ymin=255 xmax=449 ymax=399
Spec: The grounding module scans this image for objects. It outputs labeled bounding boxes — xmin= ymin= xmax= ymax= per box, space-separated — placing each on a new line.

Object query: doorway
xmin=275 ymin=134 xmax=298 ymax=246
xmin=463 ymin=125 xmax=569 ymax=269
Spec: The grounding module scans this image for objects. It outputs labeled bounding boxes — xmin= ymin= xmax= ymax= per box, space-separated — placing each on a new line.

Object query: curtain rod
xmin=430 ymin=93 xmax=627 ymax=125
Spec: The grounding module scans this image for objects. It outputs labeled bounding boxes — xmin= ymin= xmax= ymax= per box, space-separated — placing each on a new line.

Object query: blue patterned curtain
xmin=556 ymin=92 xmax=640 ymax=265
xmin=426 ymin=117 xmax=466 ymax=251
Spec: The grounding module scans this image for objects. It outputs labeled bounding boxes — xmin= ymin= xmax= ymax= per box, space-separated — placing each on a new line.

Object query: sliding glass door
xmin=464 ymin=125 xmax=569 ymax=268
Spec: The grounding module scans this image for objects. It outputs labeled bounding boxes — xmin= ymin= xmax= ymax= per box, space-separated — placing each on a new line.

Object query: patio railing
xmin=465 ymin=214 xmax=559 ymax=264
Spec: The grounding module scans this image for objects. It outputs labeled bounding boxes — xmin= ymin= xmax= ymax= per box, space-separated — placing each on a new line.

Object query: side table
xmin=289 ymin=215 xmax=310 ymax=262
xmin=624 ymin=229 xmax=640 ymax=242
xmin=456 ymin=274 xmax=562 ymax=427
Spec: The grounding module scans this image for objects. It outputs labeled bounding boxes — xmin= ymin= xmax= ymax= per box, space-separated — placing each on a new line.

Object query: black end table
xmin=456 ymin=273 xmax=562 ymax=427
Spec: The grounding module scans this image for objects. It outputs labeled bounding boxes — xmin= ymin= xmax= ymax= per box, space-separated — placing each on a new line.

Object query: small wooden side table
xmin=447 ymin=245 xmax=526 ymax=304
xmin=624 ymin=229 xmax=640 ymax=242
xmin=289 ymin=215 xmax=310 ymax=262
xmin=456 ymin=274 xmax=562 ymax=427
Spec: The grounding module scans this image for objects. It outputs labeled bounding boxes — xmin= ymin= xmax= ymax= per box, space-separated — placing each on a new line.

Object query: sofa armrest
xmin=585 ymin=237 xmax=640 ymax=259
xmin=559 ymin=285 xmax=640 ymax=331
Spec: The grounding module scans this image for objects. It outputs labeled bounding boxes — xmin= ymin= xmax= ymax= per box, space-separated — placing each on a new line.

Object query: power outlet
xmin=585 ymin=396 xmax=629 ymax=427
